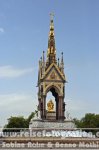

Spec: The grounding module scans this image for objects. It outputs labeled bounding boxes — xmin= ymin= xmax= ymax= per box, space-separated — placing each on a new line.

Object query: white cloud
xmin=0 ymin=93 xmax=38 ymax=126
xmin=66 ymin=98 xmax=99 ymax=119
xmin=0 ymin=93 xmax=30 ymax=106
xmin=0 ymin=93 xmax=37 ymax=107
xmin=0 ymin=65 xmax=33 ymax=78
xmin=0 ymin=27 xmax=4 ymax=33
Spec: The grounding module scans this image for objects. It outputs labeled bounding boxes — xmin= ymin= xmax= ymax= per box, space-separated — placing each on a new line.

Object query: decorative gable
xmin=42 ymin=63 xmax=66 ymax=82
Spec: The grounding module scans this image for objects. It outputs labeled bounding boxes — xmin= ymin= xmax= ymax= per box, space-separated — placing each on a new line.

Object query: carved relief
xmin=50 ymin=71 xmax=56 ymax=79
xmin=45 ymin=69 xmax=62 ymax=81
xmin=57 ymin=84 xmax=61 ymax=89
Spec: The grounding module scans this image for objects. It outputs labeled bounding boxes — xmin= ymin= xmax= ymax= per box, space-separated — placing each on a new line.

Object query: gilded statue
xmin=47 ymin=100 xmax=54 ymax=112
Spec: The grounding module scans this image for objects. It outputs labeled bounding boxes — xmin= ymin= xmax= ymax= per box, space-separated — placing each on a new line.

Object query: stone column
xmin=38 ymin=98 xmax=42 ymax=117
xmin=42 ymin=95 xmax=46 ymax=120
xmin=56 ymin=96 xmax=59 ymax=120
xmin=58 ymin=96 xmax=64 ymax=121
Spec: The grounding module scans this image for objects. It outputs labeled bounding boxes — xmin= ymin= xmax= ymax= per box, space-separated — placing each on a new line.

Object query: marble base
xmin=29 ymin=119 xmax=76 ymax=129
xmin=46 ymin=111 xmax=56 ymax=120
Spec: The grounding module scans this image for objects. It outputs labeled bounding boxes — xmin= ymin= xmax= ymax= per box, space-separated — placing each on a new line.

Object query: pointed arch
xmin=45 ymin=84 xmax=61 ymax=96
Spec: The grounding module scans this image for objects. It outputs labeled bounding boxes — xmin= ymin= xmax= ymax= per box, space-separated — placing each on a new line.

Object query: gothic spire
xmin=42 ymin=51 xmax=45 ymax=76
xmin=60 ymin=52 xmax=64 ymax=73
xmin=42 ymin=51 xmax=45 ymax=63
xmin=46 ymin=13 xmax=57 ymax=68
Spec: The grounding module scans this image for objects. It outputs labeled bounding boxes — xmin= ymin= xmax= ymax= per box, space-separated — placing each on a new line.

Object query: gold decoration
xmin=50 ymin=72 xmax=56 ymax=79
xmin=47 ymin=100 xmax=54 ymax=112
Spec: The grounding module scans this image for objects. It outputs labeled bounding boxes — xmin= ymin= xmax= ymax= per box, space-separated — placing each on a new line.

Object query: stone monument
xmin=29 ymin=14 xmax=75 ymax=129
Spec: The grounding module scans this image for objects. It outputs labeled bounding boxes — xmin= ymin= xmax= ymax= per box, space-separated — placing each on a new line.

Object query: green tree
xmin=74 ymin=113 xmax=99 ymax=128
xmin=26 ymin=112 xmax=35 ymax=125
xmin=73 ymin=118 xmax=83 ymax=128
xmin=5 ymin=116 xmax=28 ymax=128
xmin=4 ymin=111 xmax=36 ymax=131
xmin=3 ymin=116 xmax=28 ymax=132
xmin=6 ymin=116 xmax=27 ymax=128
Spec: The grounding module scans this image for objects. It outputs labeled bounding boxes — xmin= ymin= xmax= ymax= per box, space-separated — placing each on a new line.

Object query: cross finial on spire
xmin=50 ymin=12 xmax=54 ymax=20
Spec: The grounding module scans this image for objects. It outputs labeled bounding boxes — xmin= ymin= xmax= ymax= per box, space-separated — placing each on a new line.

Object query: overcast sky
xmin=0 ymin=0 xmax=99 ymax=127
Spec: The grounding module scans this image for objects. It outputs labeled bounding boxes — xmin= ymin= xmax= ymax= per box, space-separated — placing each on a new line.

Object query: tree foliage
xmin=5 ymin=112 xmax=99 ymax=130
xmin=4 ymin=111 xmax=36 ymax=130
xmin=5 ymin=116 xmax=28 ymax=128
xmin=74 ymin=113 xmax=99 ymax=128
xmin=26 ymin=112 xmax=35 ymax=125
